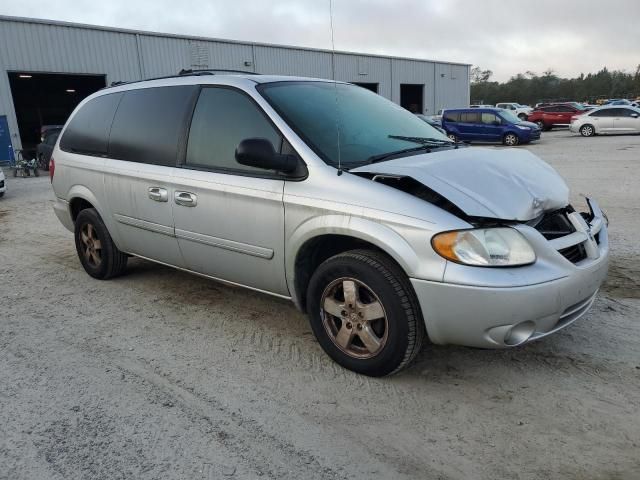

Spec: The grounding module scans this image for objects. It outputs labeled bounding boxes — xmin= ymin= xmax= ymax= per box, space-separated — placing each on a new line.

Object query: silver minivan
xmin=51 ymin=73 xmax=609 ymax=376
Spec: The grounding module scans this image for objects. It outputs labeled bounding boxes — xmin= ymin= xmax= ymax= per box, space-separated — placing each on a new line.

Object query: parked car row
xmin=570 ymin=105 xmax=640 ymax=136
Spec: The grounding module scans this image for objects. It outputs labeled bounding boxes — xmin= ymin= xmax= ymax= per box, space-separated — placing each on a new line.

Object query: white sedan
xmin=0 ymin=169 xmax=6 ymax=198
xmin=570 ymin=105 xmax=640 ymax=136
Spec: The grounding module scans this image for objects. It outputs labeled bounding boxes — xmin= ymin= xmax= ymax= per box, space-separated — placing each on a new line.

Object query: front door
xmin=481 ymin=112 xmax=503 ymax=141
xmin=612 ymin=108 xmax=640 ymax=132
xmin=172 ymin=86 xmax=288 ymax=296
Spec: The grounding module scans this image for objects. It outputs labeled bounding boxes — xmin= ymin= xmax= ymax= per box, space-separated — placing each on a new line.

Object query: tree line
xmin=470 ymin=66 xmax=640 ymax=106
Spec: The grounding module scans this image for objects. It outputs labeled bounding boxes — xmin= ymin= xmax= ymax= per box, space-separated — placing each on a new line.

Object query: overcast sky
xmin=1 ymin=0 xmax=638 ymax=81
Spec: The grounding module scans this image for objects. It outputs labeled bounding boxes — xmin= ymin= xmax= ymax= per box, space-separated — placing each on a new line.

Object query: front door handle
xmin=174 ymin=191 xmax=197 ymax=207
xmin=148 ymin=187 xmax=168 ymax=202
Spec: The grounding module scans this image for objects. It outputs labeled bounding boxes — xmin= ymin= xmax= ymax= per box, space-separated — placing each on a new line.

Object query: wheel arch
xmin=287 ymin=216 xmax=422 ymax=313
xmin=67 ymin=185 xmax=104 ymax=222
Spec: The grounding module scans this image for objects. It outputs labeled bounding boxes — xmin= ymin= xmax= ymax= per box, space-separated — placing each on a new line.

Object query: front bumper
xmin=411 ymin=199 xmax=609 ymax=348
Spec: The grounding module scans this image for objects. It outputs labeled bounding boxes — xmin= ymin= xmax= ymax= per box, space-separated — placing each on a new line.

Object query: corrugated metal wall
xmin=0 ymin=16 xmax=470 ymax=151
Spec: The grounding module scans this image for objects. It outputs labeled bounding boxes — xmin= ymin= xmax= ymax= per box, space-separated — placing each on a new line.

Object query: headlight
xmin=431 ymin=228 xmax=536 ymax=267
xmin=515 ymin=125 xmax=530 ymax=130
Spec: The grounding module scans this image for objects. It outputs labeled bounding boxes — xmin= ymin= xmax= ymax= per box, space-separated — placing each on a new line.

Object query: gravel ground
xmin=1 ymin=130 xmax=639 ymax=480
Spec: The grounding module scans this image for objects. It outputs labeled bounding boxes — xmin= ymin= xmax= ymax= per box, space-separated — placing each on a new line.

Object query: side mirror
xmin=235 ymin=138 xmax=298 ymax=173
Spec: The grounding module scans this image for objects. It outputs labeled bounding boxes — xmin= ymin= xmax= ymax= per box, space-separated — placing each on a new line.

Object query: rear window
xmin=108 ymin=86 xmax=197 ymax=166
xmin=443 ymin=111 xmax=460 ymax=122
xmin=60 ymin=93 xmax=123 ymax=155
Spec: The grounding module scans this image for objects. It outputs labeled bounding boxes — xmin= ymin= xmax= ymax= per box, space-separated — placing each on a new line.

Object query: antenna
xmin=328 ymin=0 xmax=342 ymax=175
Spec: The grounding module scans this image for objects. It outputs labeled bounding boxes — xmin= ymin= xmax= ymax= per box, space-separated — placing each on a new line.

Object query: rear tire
xmin=503 ymin=133 xmax=520 ymax=146
xmin=74 ymin=208 xmax=128 ymax=280
xmin=535 ymin=120 xmax=544 ymax=130
xmin=580 ymin=124 xmax=595 ymax=137
xmin=306 ymin=249 xmax=425 ymax=377
xmin=33 ymin=167 xmax=39 ymax=177
xmin=518 ymin=113 xmax=527 ymax=120
xmin=447 ymin=133 xmax=458 ymax=142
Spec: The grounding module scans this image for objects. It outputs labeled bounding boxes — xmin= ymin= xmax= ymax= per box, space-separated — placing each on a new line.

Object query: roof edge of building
xmin=0 ymin=14 xmax=472 ymax=67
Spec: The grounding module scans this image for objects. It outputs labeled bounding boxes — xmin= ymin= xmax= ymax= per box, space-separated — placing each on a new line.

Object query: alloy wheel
xmin=320 ymin=277 xmax=389 ymax=359
xmin=581 ymin=125 xmax=594 ymax=137
xmin=504 ymin=134 xmax=518 ymax=146
xmin=80 ymin=223 xmax=102 ymax=268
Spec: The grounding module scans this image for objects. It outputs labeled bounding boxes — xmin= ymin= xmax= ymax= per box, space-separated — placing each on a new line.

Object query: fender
xmin=286 ymin=214 xmax=428 ymax=308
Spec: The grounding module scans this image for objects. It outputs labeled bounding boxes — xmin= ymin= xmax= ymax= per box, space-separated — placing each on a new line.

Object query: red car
xmin=527 ymin=104 xmax=587 ymax=130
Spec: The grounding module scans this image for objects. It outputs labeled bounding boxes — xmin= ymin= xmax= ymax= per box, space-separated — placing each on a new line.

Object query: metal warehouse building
xmin=0 ymin=15 xmax=470 ymax=161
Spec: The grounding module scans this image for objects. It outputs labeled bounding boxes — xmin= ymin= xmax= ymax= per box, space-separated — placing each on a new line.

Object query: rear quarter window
xmin=443 ymin=111 xmax=460 ymax=122
xmin=60 ymin=93 xmax=123 ymax=155
xmin=108 ymin=86 xmax=197 ymax=166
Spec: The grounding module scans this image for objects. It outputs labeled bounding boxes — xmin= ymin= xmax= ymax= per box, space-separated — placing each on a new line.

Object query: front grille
xmin=531 ymin=208 xmax=575 ymax=240
xmin=558 ymin=243 xmax=587 ymax=263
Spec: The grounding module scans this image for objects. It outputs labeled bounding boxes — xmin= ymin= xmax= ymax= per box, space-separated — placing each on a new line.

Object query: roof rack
xmin=105 ymin=68 xmax=259 ymax=89
xmin=178 ymin=68 xmax=259 ymax=76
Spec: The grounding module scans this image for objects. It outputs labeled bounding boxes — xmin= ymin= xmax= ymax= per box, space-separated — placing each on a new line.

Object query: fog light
xmin=504 ymin=321 xmax=536 ymax=346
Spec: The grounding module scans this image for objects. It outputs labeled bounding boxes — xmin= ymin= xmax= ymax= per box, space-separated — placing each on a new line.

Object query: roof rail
xmin=104 ymin=68 xmax=259 ymax=89
xmin=178 ymin=68 xmax=259 ymax=75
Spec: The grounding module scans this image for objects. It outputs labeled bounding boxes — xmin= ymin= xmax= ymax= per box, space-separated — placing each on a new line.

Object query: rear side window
xmin=109 ymin=86 xmax=196 ymax=166
xmin=185 ymin=87 xmax=282 ymax=173
xmin=443 ymin=111 xmax=460 ymax=122
xmin=460 ymin=112 xmax=481 ymax=123
xmin=60 ymin=93 xmax=123 ymax=155
xmin=590 ymin=109 xmax=614 ymax=117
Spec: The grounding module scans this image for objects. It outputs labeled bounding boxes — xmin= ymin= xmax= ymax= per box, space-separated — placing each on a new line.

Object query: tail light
xmin=570 ymin=115 xmax=579 ymax=122
xmin=49 ymin=157 xmax=55 ymax=182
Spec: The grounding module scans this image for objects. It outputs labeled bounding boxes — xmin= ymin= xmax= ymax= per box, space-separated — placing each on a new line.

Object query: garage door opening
xmin=353 ymin=83 xmax=379 ymax=94
xmin=400 ymin=84 xmax=424 ymax=113
xmin=8 ymin=72 xmax=106 ymax=156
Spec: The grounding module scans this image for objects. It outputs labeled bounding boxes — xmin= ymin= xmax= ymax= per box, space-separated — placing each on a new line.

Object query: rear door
xmin=104 ymin=85 xmax=198 ymax=267
xmin=457 ymin=111 xmax=482 ymax=140
xmin=588 ymin=108 xmax=615 ymax=132
xmin=172 ymin=86 xmax=289 ymax=295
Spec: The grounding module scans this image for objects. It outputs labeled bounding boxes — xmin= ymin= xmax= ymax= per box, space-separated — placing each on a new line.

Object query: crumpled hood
xmin=351 ymin=147 xmax=569 ymax=221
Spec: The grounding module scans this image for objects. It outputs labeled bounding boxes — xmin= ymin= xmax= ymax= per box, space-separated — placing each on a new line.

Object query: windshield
xmin=258 ymin=81 xmax=451 ymax=168
xmin=498 ymin=109 xmax=521 ymax=123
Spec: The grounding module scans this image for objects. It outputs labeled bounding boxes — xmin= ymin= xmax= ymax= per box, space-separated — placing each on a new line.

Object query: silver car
xmin=570 ymin=105 xmax=640 ymax=136
xmin=51 ymin=74 xmax=609 ymax=376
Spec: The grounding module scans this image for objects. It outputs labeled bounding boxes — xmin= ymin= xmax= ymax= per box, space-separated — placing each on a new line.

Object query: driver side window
xmin=186 ymin=87 xmax=283 ymax=173
xmin=481 ymin=113 xmax=499 ymax=124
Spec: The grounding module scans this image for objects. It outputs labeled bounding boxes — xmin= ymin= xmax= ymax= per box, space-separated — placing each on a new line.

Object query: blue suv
xmin=442 ymin=108 xmax=541 ymax=146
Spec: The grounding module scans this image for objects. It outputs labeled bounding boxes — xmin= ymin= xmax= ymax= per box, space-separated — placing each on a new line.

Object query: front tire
xmin=306 ymin=249 xmax=424 ymax=377
xmin=580 ymin=124 xmax=595 ymax=137
xmin=447 ymin=133 xmax=458 ymax=142
xmin=518 ymin=113 xmax=527 ymax=120
xmin=503 ymin=133 xmax=520 ymax=146
xmin=74 ymin=208 xmax=128 ymax=279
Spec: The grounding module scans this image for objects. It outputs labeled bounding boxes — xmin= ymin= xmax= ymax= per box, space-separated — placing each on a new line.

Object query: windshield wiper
xmin=388 ymin=135 xmax=453 ymax=145
xmin=364 ymin=135 xmax=455 ymax=164
xmin=366 ymin=144 xmax=434 ymax=164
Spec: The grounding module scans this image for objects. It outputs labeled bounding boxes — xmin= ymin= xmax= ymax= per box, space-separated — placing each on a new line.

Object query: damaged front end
xmin=352 ymin=147 xmax=606 ymax=267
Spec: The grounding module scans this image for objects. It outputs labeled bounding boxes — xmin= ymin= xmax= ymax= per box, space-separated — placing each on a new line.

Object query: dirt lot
xmin=1 ymin=130 xmax=639 ymax=480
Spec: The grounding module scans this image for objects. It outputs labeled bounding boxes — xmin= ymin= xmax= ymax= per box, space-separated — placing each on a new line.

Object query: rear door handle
xmin=148 ymin=187 xmax=168 ymax=202
xmin=174 ymin=191 xmax=197 ymax=207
